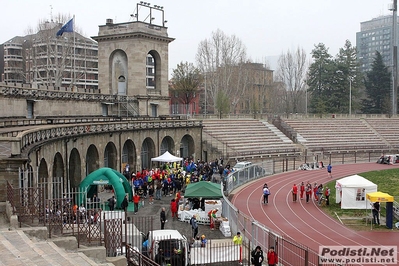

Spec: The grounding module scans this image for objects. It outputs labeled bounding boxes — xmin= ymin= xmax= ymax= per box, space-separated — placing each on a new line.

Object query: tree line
xmin=170 ymin=29 xmax=393 ymax=116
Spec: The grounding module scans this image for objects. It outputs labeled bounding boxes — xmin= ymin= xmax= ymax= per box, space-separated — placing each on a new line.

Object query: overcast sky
xmin=1 ymin=0 xmax=394 ymax=72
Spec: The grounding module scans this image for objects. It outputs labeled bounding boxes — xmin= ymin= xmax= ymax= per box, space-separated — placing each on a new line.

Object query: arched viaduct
xmin=1 ymin=120 xmax=202 ymax=201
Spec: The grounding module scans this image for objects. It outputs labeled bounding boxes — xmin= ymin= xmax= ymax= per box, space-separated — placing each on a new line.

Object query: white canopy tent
xmin=335 ymin=174 xmax=377 ymax=209
xmin=151 ymin=151 xmax=183 ymax=163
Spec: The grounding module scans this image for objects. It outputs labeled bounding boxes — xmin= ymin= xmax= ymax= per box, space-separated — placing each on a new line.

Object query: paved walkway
xmin=98 ymin=189 xmax=226 ymax=242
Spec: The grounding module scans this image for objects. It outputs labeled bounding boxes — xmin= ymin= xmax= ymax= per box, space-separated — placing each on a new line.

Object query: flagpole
xmin=73 ymin=15 xmax=76 ymax=90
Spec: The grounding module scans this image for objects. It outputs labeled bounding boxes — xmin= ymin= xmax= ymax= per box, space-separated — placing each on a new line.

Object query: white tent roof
xmin=151 ymin=151 xmax=183 ymax=162
xmin=336 ymin=174 xmax=377 ymax=188
xmin=335 ymin=174 xmax=377 ymax=209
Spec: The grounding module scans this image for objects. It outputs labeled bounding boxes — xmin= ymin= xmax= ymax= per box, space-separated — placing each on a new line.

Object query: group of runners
xmin=296 ymin=165 xmax=332 ymax=205
xmin=262 ymin=164 xmax=332 ymax=206
xmin=296 ymin=182 xmax=330 ymax=206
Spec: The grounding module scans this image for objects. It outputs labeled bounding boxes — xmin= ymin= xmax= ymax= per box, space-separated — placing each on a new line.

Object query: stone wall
xmin=0 ymin=98 xmax=27 ymax=117
xmin=0 ymin=121 xmax=202 ymax=201
xmin=94 ymin=20 xmax=173 ymax=117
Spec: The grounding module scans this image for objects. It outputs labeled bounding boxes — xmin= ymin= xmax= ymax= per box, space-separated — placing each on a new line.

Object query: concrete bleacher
xmin=202 ymin=119 xmax=300 ymax=156
xmin=0 ymin=228 xmax=112 ymax=266
xmin=0 ymin=202 xmax=113 ymax=266
xmin=365 ymin=118 xmax=399 ymax=148
xmin=283 ymin=118 xmax=389 ymax=152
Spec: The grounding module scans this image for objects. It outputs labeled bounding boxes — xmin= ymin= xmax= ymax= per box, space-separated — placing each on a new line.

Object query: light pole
xmin=336 ymin=70 xmax=353 ymax=115
xmin=348 ymin=75 xmax=355 ymax=116
xmin=349 ymin=77 xmax=352 ymax=116
xmin=305 ymin=87 xmax=308 ymax=116
xmin=389 ymin=0 xmax=398 ymax=115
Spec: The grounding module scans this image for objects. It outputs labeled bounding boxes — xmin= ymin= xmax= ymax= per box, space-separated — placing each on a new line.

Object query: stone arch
xmin=104 ymin=142 xmax=118 ymax=170
xmin=86 ymin=144 xmax=100 ymax=175
xmin=38 ymin=158 xmax=49 ymax=199
xmin=122 ymin=139 xmax=136 ymax=174
xmin=141 ymin=137 xmax=156 ymax=170
xmin=110 ymin=49 xmax=128 ymax=95
xmin=52 ymin=152 xmax=65 ymax=198
xmin=147 ymin=50 xmax=161 ymax=90
xmin=69 ymin=148 xmax=82 ymax=189
xmin=53 ymin=152 xmax=64 ymax=179
xmin=160 ymin=136 xmax=175 ymax=155
xmin=180 ymin=134 xmax=195 ymax=160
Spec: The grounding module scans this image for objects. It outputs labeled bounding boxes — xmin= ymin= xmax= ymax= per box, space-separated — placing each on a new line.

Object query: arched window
xmin=146 ymin=54 xmax=155 ymax=89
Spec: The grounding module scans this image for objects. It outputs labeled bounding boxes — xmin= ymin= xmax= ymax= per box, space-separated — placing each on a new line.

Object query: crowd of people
xmin=44 ymin=195 xmax=101 ymax=225
xmin=125 ymin=158 xmax=229 ymax=193
xmin=121 ymin=157 xmax=233 ymax=214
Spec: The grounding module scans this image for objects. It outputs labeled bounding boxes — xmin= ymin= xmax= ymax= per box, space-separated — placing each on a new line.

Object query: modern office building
xmin=356 ymin=15 xmax=399 ymax=73
xmin=0 ymin=21 xmax=98 ymax=90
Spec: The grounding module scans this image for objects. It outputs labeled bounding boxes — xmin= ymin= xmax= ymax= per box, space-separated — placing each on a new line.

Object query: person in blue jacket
xmin=327 ymin=164 xmax=332 ymax=178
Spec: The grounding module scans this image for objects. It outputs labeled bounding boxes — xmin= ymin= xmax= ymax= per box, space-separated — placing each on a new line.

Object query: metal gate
xmin=104 ymin=212 xmax=123 ymax=257
xmin=45 ymin=192 xmax=102 ymax=248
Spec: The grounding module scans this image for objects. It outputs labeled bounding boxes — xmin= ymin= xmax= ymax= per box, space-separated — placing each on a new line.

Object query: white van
xmin=147 ymin=229 xmax=189 ymax=266
xmin=232 ymin=161 xmax=252 ymax=171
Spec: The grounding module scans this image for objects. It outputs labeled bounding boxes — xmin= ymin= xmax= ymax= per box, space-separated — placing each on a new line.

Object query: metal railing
xmin=0 ymin=119 xmax=202 ymax=157
xmin=127 ymin=244 xmax=159 ymax=266
xmin=221 ymin=157 xmax=363 ymax=266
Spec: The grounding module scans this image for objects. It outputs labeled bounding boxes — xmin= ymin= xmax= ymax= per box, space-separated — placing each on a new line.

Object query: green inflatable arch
xmin=78 ymin=167 xmax=132 ymax=209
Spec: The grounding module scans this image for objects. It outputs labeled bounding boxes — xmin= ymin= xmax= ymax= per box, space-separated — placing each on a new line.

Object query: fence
xmin=258 ymin=150 xmax=383 ymax=176
xmin=6 ymin=180 xmax=156 ymax=258
xmin=223 ymin=151 xmax=383 ymax=194
xmin=221 ymin=154 xmax=373 ymax=266
xmin=7 ymin=151 xmax=380 ymax=265
xmin=6 ymin=181 xmax=44 ymax=226
xmin=127 ymin=244 xmax=159 ymax=266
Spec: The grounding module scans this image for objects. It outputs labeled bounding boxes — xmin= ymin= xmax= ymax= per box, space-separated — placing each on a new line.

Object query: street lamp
xmin=305 ymin=87 xmax=308 ymax=116
xmin=348 ymin=75 xmax=355 ymax=116
xmin=349 ymin=77 xmax=352 ymax=116
xmin=389 ymin=0 xmax=398 ymax=115
xmin=336 ymin=70 xmax=354 ymax=115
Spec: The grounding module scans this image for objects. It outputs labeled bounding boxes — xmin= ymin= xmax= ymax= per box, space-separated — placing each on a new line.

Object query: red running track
xmin=231 ymin=163 xmax=399 ymax=265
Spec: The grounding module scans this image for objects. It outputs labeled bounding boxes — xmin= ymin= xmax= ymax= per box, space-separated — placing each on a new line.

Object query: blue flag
xmin=56 ymin=18 xmax=74 ymax=36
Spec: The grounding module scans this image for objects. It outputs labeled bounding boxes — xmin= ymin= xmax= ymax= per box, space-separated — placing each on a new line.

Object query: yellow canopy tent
xmin=366 ymin=192 xmax=394 ymax=202
xmin=366 ymin=191 xmax=394 ymax=229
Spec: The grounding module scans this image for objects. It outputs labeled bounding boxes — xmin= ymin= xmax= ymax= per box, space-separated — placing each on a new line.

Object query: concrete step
xmin=0 ymin=230 xmax=47 ymax=266
xmin=0 ymin=229 xmax=110 ymax=266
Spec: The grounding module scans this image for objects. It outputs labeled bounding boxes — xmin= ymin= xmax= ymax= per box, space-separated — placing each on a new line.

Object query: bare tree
xmin=269 ymin=81 xmax=287 ymax=114
xmin=170 ymin=62 xmax=203 ymax=115
xmin=276 ymin=47 xmax=308 ymax=114
xmin=196 ymin=29 xmax=248 ymax=114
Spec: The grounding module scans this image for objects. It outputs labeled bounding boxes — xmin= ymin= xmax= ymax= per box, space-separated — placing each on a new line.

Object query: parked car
xmin=232 ymin=161 xmax=252 ymax=171
xmin=147 ymin=229 xmax=189 ymax=266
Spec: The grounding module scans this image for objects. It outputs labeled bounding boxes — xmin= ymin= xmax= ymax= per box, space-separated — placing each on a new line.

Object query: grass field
xmin=322 ymin=168 xmax=399 ymax=231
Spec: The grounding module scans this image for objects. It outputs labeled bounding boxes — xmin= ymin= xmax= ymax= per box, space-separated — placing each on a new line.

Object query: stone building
xmin=0 ymin=7 xmax=203 ymax=203
xmin=0 ymin=21 xmax=98 ymax=90
xmin=93 ymin=18 xmax=174 ymax=117
xmin=356 ymin=15 xmax=399 ymax=73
